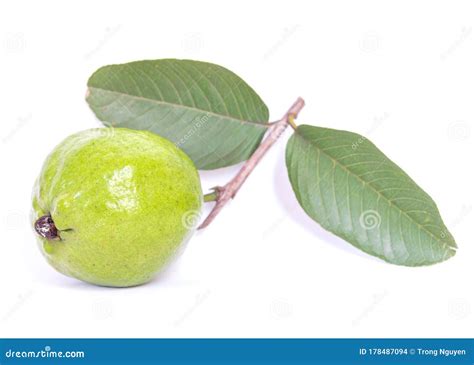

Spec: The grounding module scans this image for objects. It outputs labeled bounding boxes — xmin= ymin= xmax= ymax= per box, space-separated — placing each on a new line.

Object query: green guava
xmin=31 ymin=128 xmax=202 ymax=287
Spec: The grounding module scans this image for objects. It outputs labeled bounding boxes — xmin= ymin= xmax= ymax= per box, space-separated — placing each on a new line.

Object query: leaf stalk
xmin=199 ymin=97 xmax=305 ymax=229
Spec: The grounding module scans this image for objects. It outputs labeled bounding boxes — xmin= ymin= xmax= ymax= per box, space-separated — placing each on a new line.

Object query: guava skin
xmin=32 ymin=128 xmax=202 ymax=287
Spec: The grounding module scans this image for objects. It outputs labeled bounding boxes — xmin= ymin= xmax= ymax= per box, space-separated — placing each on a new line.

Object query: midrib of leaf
xmin=295 ymin=130 xmax=454 ymax=252
xmin=181 ymin=60 xmax=262 ymax=121
xmin=87 ymin=86 xmax=270 ymax=128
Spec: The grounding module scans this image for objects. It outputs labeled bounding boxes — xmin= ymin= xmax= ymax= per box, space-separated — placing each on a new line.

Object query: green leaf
xmin=86 ymin=59 xmax=269 ymax=170
xmin=286 ymin=125 xmax=457 ymax=266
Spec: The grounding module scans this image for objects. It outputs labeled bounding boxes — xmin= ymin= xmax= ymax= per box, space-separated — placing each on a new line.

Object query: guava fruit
xmin=31 ymin=128 xmax=202 ymax=287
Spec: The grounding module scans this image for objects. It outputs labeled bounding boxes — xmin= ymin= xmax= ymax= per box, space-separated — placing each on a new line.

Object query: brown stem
xmin=198 ymin=97 xmax=305 ymax=229
xmin=34 ymin=214 xmax=60 ymax=240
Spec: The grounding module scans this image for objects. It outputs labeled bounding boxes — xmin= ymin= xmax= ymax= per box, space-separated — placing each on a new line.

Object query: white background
xmin=0 ymin=0 xmax=473 ymax=338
